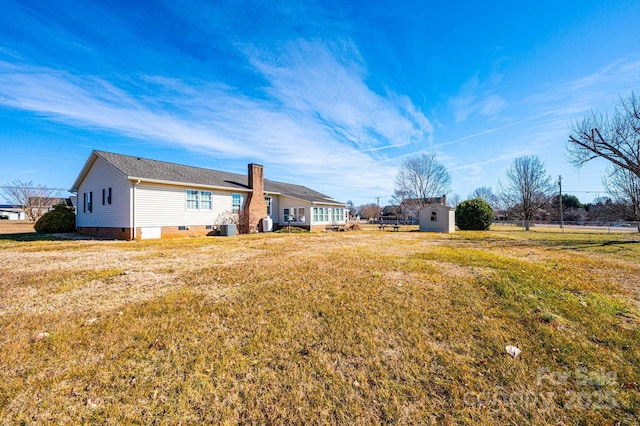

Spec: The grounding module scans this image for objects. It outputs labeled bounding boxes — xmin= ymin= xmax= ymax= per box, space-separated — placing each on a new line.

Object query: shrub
xmin=34 ymin=204 xmax=76 ymax=233
xmin=456 ymin=198 xmax=493 ymax=230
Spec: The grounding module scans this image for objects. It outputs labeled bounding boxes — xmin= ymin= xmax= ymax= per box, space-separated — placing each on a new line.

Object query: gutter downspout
xmin=132 ymin=179 xmax=140 ymax=240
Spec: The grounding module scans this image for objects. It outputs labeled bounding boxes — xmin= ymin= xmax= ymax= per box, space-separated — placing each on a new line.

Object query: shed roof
xmin=72 ymin=151 xmax=344 ymax=205
xmin=420 ymin=203 xmax=456 ymax=211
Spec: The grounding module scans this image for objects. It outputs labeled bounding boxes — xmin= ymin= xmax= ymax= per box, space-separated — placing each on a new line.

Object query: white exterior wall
xmin=278 ymin=196 xmax=311 ymax=226
xmin=266 ymin=195 xmax=280 ymax=223
xmin=135 ymin=183 xmax=248 ymax=227
xmin=310 ymin=205 xmax=347 ymax=225
xmin=277 ymin=196 xmax=346 ymax=227
xmin=76 ymin=157 xmax=131 ymax=228
xmin=0 ymin=211 xmax=27 ymax=220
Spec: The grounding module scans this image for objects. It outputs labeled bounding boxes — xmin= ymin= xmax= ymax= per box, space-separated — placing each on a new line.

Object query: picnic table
xmin=378 ymin=223 xmax=400 ymax=231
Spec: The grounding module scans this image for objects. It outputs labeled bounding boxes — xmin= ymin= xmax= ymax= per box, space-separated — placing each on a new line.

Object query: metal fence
xmin=493 ymin=220 xmax=640 ymax=232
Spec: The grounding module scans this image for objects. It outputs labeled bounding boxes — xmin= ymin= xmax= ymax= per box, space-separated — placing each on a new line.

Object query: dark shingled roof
xmin=91 ymin=151 xmax=343 ymax=205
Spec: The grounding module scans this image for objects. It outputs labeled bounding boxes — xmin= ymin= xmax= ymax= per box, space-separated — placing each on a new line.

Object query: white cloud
xmin=449 ymin=75 xmax=479 ymax=123
xmin=243 ymin=39 xmax=433 ymax=150
xmin=521 ymin=59 xmax=640 ymax=115
xmin=479 ymin=95 xmax=505 ymax=116
xmin=0 ymin=37 xmax=432 ymax=204
xmin=449 ymin=75 xmax=505 ymax=122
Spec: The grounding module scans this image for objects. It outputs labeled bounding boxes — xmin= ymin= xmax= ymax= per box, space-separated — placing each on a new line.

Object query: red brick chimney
xmin=242 ymin=163 xmax=267 ymax=232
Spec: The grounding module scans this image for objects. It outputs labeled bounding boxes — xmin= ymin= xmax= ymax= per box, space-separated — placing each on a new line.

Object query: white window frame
xmin=232 ymin=193 xmax=241 ymax=214
xmin=186 ymin=189 xmax=199 ymax=210
xmin=265 ymin=196 xmax=272 ymax=215
xmin=331 ymin=208 xmax=344 ymax=222
xmin=201 ymin=191 xmax=212 ymax=210
xmin=284 ymin=207 xmax=305 ymax=223
xmin=313 ymin=207 xmax=330 ymax=223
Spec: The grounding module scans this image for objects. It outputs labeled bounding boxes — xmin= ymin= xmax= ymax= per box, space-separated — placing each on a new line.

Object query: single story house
xmin=419 ymin=203 xmax=455 ymax=233
xmin=0 ymin=205 xmax=27 ymax=220
xmin=27 ymin=196 xmax=77 ymax=217
xmin=71 ymin=150 xmax=347 ymax=240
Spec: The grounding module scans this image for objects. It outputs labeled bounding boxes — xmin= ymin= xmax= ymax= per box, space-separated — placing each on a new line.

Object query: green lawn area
xmin=1 ymin=227 xmax=639 ymax=424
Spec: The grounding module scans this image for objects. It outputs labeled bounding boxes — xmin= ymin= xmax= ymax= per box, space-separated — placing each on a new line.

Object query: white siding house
xmin=0 ymin=206 xmax=27 ymax=220
xmin=71 ymin=151 xmax=346 ymax=239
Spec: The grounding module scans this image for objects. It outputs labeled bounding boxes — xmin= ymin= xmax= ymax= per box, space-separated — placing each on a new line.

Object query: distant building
xmin=27 ymin=196 xmax=76 ymax=217
xmin=0 ymin=205 xmax=27 ymax=220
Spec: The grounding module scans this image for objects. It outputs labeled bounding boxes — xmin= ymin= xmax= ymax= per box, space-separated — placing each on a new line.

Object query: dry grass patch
xmin=0 ymin=221 xmax=35 ymax=235
xmin=0 ymin=229 xmax=639 ymax=424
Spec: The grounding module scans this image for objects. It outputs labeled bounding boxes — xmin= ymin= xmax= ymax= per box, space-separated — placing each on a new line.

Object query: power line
xmin=0 ymin=185 xmax=71 ymax=191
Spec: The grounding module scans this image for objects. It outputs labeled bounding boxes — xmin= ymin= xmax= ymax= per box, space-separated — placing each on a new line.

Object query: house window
xmin=431 ymin=211 xmax=437 ymax=221
xmin=284 ymin=207 xmax=305 ymax=223
xmin=186 ymin=189 xmax=199 ymax=210
xmin=102 ymin=188 xmax=112 ymax=205
xmin=84 ymin=192 xmax=92 ymax=213
xmin=265 ymin=196 xmax=272 ymax=215
xmin=331 ymin=208 xmax=344 ymax=222
xmin=201 ymin=191 xmax=212 ymax=210
xmin=186 ymin=190 xmax=213 ymax=210
xmin=232 ymin=194 xmax=241 ymax=214
xmin=313 ymin=207 xmax=329 ymax=222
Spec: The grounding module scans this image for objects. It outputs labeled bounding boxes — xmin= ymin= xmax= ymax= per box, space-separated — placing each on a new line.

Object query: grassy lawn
xmin=1 ymin=227 xmax=639 ymax=424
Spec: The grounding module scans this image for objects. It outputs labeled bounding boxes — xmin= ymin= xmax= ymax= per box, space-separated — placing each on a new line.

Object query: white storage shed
xmin=419 ymin=204 xmax=456 ymax=233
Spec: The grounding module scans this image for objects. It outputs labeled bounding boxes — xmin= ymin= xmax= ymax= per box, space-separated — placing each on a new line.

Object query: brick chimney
xmin=242 ymin=163 xmax=267 ymax=232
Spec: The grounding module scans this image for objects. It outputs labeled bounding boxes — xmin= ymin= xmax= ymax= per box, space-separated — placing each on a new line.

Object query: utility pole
xmin=558 ymin=175 xmax=564 ymax=231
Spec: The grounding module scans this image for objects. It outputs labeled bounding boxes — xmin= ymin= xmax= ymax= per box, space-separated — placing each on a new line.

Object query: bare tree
xmin=358 ymin=203 xmax=381 ymax=221
xmin=584 ymin=197 xmax=629 ymax=223
xmin=345 ymin=200 xmax=357 ymax=218
xmin=567 ymin=93 xmax=640 ymax=179
xmin=603 ymin=165 xmax=640 ymax=222
xmin=469 ymin=186 xmax=499 ymax=209
xmin=393 ymin=153 xmax=451 ymax=215
xmin=500 ymin=156 xmax=554 ymax=230
xmin=1 ymin=180 xmax=61 ymax=221
xmin=448 ymin=193 xmax=461 ymax=208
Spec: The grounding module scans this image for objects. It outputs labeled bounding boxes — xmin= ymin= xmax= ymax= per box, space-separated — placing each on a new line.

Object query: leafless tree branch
xmin=567 ymin=92 xmax=640 ymax=179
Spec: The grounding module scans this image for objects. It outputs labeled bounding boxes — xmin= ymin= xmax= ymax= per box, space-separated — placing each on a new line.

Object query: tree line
xmin=353 ymin=92 xmax=640 ymax=230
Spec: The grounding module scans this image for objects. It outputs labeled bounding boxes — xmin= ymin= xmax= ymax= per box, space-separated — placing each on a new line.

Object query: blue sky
xmin=1 ymin=0 xmax=640 ymax=206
